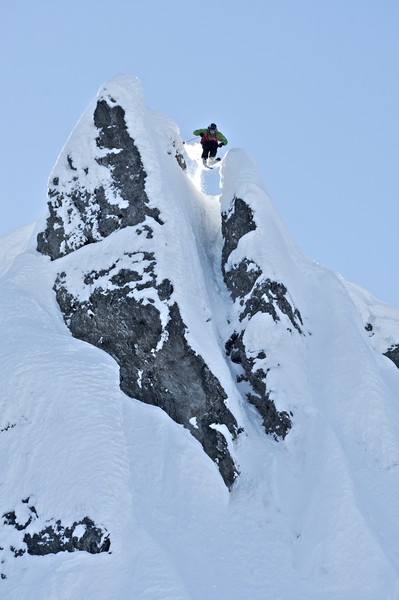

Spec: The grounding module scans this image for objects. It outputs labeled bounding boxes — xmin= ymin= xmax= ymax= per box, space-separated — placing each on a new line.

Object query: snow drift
xmin=1 ymin=74 xmax=399 ymax=599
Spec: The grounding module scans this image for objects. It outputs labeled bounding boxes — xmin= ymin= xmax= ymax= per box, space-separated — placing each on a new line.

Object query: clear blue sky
xmin=1 ymin=1 xmax=398 ymax=306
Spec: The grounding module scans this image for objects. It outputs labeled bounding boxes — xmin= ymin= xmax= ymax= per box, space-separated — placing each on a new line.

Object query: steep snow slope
xmin=1 ymin=75 xmax=399 ymax=599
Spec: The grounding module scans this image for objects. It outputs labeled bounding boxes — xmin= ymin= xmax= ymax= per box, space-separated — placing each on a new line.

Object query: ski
xmin=202 ymin=157 xmax=221 ymax=169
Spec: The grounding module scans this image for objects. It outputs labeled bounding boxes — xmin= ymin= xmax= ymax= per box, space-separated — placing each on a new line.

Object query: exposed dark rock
xmin=54 ymin=257 xmax=240 ymax=489
xmin=223 ymin=258 xmax=262 ymax=301
xmin=221 ymin=195 xmax=304 ymax=439
xmin=226 ymin=331 xmax=292 ymax=439
xmin=221 ymin=196 xmax=256 ymax=269
xmin=221 ymin=197 xmax=303 ymax=332
xmin=37 ymin=98 xmax=162 ymax=260
xmin=3 ymin=509 xmax=33 ymax=531
xmin=67 ymin=154 xmax=77 ymax=171
xmin=3 ymin=501 xmax=38 ymax=532
xmin=0 ymin=422 xmax=16 ymax=433
xmin=223 ymin=259 xmax=303 ymax=333
xmin=384 ymin=345 xmax=399 ymax=369
xmin=24 ymin=517 xmax=110 ymax=556
xmin=2 ymin=501 xmax=110 ymax=558
xmin=240 ymin=277 xmax=303 ymax=333
xmin=168 ymin=139 xmax=187 ymax=172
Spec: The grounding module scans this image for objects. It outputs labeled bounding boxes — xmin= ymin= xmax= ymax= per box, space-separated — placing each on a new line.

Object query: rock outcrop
xmin=37 ymin=96 xmax=162 ymax=260
xmin=2 ymin=499 xmax=110 ymax=565
xmin=384 ymin=344 xmax=399 ymax=369
xmin=221 ymin=194 xmax=304 ymax=439
xmin=54 ymin=260 xmax=240 ymax=489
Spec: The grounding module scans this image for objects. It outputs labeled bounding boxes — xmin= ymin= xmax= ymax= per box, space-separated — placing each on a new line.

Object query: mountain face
xmin=36 ymin=76 xmax=305 ymax=490
xmin=37 ymin=78 xmax=241 ymax=488
xmin=2 ymin=75 xmax=399 ymax=598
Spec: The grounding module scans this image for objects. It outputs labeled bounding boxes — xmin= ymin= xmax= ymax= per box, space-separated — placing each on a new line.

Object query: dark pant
xmin=201 ymin=140 xmax=218 ymax=159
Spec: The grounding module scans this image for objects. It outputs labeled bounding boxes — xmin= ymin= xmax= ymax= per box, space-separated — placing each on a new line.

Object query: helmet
xmin=208 ymin=123 xmax=217 ymax=130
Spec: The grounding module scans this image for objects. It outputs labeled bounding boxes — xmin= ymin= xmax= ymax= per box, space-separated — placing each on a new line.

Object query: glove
xmin=218 ymin=142 xmax=224 ymax=148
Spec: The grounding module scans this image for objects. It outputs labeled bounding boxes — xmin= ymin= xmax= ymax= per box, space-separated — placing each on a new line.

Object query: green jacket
xmin=193 ymin=128 xmax=228 ymax=146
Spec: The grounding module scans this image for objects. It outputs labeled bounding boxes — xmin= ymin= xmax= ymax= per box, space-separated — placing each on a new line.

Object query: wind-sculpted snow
xmin=341 ymin=277 xmax=399 ymax=369
xmin=3 ymin=75 xmax=399 ymax=598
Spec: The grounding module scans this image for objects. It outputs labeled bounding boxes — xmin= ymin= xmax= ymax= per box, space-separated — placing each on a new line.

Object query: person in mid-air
xmin=193 ymin=123 xmax=228 ymax=167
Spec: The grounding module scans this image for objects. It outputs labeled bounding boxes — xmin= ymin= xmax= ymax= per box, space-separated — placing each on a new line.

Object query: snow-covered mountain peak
xmin=2 ymin=75 xmax=399 ymax=598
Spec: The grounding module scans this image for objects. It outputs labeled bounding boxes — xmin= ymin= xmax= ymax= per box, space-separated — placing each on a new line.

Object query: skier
xmin=193 ymin=123 xmax=228 ymax=167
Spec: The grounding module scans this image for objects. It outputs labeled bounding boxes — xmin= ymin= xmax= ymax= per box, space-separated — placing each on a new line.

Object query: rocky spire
xmin=37 ymin=76 xmax=241 ymax=488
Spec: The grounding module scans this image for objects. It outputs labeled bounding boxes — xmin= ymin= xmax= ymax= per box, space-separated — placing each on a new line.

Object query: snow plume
xmin=1 ymin=74 xmax=399 ymax=598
